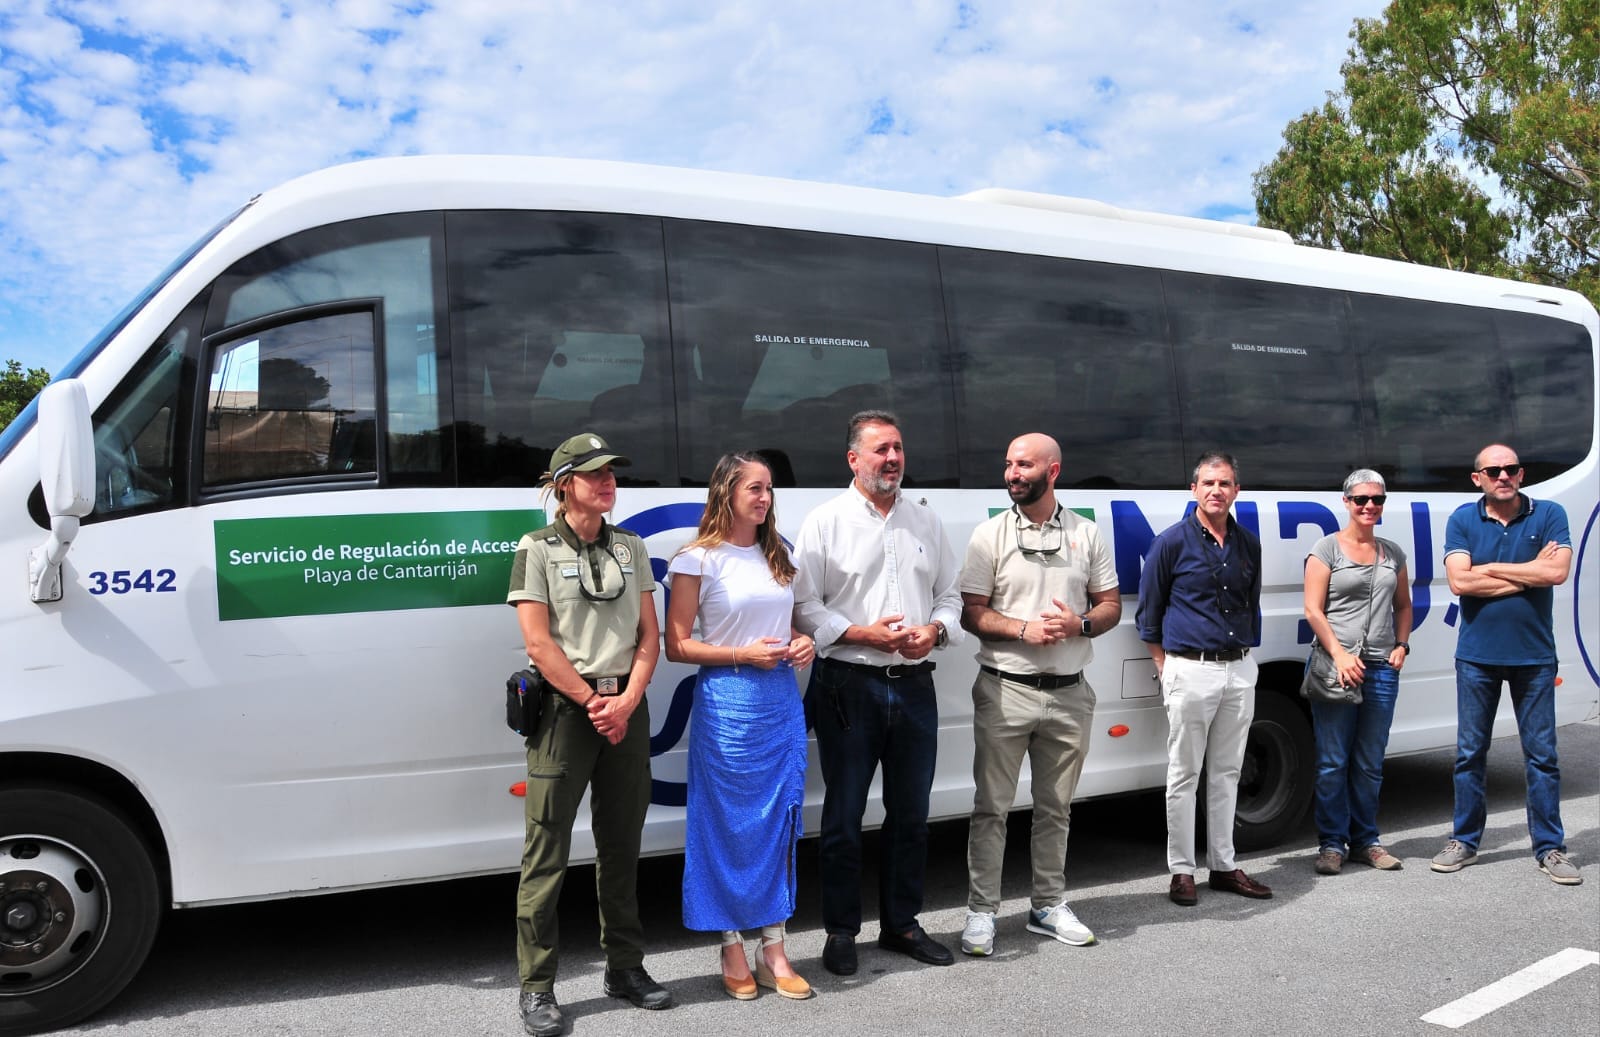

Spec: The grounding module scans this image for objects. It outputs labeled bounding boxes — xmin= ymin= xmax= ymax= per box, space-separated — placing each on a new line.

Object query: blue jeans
xmin=1451 ymin=659 xmax=1565 ymax=860
xmin=1309 ymin=661 xmax=1399 ymax=854
xmin=807 ymin=658 xmax=938 ymax=936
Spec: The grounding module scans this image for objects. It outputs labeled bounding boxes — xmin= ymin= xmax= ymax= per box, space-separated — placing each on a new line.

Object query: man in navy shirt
xmin=1136 ymin=452 xmax=1272 ymax=906
xmin=1432 ymin=443 xmax=1580 ymax=885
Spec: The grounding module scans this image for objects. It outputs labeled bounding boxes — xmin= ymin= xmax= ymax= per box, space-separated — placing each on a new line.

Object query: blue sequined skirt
xmin=682 ymin=662 xmax=807 ymax=932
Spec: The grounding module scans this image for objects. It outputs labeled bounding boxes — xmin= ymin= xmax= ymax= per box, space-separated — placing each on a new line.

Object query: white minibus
xmin=2 ymin=156 xmax=1596 ymax=1033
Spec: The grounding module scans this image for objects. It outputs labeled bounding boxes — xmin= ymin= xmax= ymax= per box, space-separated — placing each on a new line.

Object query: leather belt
xmin=1169 ymin=648 xmax=1249 ymax=662
xmin=821 ymin=658 xmax=936 ymax=680
xmin=980 ymin=665 xmax=1081 ymax=689
xmin=581 ymin=674 xmax=630 ymax=695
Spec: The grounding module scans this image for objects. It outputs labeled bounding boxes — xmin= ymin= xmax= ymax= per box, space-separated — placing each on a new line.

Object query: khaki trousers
xmin=966 ymin=669 xmax=1096 ymax=914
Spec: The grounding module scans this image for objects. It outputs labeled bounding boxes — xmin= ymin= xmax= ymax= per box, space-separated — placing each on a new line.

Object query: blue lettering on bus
xmin=1279 ymin=501 xmax=1340 ymax=644
xmin=630 ymin=495 xmax=1460 ymax=805
xmin=1409 ymin=501 xmax=1436 ymax=629
xmin=1110 ymin=499 xmax=1157 ymax=594
xmin=613 ymin=500 xmax=705 ymax=805
xmin=649 ymin=674 xmax=696 ymax=807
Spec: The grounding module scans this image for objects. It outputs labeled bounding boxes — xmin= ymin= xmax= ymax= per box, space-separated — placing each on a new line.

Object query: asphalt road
xmin=69 ymin=721 xmax=1599 ymax=1036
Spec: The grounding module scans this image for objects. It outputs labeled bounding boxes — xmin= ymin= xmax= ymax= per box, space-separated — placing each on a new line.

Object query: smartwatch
xmin=1081 ymin=617 xmax=1093 ymax=638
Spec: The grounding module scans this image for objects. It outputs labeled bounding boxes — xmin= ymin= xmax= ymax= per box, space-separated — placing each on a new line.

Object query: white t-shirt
xmin=668 ymin=542 xmax=795 ymax=648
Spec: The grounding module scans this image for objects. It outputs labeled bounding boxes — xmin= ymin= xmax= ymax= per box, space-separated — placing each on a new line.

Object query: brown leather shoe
xmin=1208 ymin=868 xmax=1273 ymax=899
xmin=1169 ymin=874 xmax=1197 ymax=906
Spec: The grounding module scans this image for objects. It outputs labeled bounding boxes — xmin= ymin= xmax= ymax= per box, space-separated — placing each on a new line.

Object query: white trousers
xmin=1162 ymin=653 xmax=1257 ymax=875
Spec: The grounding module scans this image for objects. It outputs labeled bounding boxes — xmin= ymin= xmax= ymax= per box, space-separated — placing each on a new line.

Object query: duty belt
xmin=581 ymin=674 xmax=630 ymax=695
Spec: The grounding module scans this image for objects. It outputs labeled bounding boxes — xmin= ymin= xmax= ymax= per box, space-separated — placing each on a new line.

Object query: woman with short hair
xmin=1302 ymin=468 xmax=1414 ymax=875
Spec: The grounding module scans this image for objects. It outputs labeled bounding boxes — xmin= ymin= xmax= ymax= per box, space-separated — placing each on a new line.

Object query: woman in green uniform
xmin=507 ymin=432 xmax=672 ymax=1037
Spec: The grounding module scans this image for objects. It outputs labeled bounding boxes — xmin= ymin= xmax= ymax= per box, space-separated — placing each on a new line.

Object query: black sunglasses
xmin=1475 ymin=463 xmax=1523 ymax=479
xmin=1014 ymin=508 xmax=1062 ymax=556
xmin=1346 ymin=494 xmax=1387 ymax=506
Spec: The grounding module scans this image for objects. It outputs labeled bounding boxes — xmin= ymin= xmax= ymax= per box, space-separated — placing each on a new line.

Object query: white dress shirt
xmin=792 ymin=483 xmax=966 ymax=664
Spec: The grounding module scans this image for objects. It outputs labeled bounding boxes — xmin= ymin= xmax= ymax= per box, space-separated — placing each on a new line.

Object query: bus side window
xmin=1493 ymin=309 xmax=1594 ymax=486
xmin=201 ymin=309 xmax=378 ymax=489
xmin=446 ymin=211 xmax=674 ymax=488
xmin=942 ymin=248 xmax=1178 ymax=490
xmin=1165 ymin=273 xmax=1361 ymax=490
xmin=207 ymin=215 xmax=447 ymax=486
xmin=665 ymin=220 xmax=956 ymax=487
xmin=1352 ymin=295 xmax=1511 ymax=491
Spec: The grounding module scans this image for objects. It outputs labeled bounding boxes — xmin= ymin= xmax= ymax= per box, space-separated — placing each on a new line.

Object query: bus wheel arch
xmin=1234 ymin=671 xmax=1315 ymax=851
xmin=0 ymin=781 xmax=163 ymax=1035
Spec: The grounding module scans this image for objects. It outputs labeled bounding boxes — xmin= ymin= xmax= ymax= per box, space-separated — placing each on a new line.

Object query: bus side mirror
xmin=29 ymin=378 xmax=95 ymax=603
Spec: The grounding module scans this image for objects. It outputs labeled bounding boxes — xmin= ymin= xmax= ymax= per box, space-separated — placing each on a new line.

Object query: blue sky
xmin=0 ymin=0 xmax=1384 ymax=374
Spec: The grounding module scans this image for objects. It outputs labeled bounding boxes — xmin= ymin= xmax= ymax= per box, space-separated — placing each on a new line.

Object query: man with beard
xmin=1136 ymin=452 xmax=1272 ymax=906
xmin=793 ymin=410 xmax=966 ymax=975
xmin=956 ymin=433 xmax=1120 ymax=956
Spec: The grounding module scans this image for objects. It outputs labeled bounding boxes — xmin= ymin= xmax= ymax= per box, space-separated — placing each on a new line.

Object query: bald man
xmin=957 ymin=433 xmax=1121 ymax=955
xmin=1433 ymin=443 xmax=1580 ymax=885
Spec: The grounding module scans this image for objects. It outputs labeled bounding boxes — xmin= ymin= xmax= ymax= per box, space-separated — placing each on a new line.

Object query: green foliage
xmin=1254 ymin=0 xmax=1599 ymax=308
xmin=1 ymin=359 xmax=52 ymax=431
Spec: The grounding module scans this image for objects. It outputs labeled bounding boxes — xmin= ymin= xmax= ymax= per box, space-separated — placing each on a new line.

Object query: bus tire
xmin=0 ymin=783 xmax=162 ymax=1035
xmin=1233 ymin=691 xmax=1314 ymax=851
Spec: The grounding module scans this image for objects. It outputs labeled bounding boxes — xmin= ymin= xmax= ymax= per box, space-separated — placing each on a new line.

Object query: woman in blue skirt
xmin=665 ymin=452 xmax=815 ymax=1001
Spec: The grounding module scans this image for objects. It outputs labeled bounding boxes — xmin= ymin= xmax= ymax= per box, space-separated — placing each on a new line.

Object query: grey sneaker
xmin=960 ymin=910 xmax=996 ymax=956
xmin=1314 ymin=848 xmax=1343 ymax=875
xmin=1026 ymin=901 xmax=1094 ymax=946
xmin=1539 ymin=850 xmax=1583 ymax=885
xmin=1431 ymin=839 xmax=1478 ymax=873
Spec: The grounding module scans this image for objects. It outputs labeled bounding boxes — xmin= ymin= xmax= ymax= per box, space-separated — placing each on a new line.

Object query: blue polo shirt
xmin=1443 ymin=494 xmax=1570 ymax=666
xmin=1135 ymin=513 xmax=1262 ymax=652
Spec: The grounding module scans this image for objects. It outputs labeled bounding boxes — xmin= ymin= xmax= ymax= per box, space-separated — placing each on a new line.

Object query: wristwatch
xmin=934 ymin=620 xmax=949 ymax=648
xmin=1081 ymin=617 xmax=1093 ymax=638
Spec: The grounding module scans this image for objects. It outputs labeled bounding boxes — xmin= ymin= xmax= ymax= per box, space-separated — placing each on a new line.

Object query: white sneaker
xmin=1027 ymin=901 xmax=1094 ymax=946
xmin=960 ymin=910 xmax=996 ymax=956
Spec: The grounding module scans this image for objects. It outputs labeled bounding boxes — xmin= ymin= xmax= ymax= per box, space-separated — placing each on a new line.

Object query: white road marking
xmin=1422 ymin=947 xmax=1600 ymax=1028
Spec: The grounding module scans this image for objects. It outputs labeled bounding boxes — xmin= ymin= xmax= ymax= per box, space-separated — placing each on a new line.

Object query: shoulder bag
xmin=1301 ymin=545 xmax=1381 ymax=705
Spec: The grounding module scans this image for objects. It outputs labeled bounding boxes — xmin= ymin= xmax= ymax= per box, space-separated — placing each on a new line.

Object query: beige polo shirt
xmin=960 ymin=505 xmax=1118 ymax=675
xmin=506 ymin=521 xmax=654 ymax=678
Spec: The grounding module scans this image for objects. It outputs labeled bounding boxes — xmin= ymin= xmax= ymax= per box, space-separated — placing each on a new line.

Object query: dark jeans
xmin=1309 ymin=660 xmax=1399 ymax=854
xmin=807 ymin=658 xmax=938 ymax=937
xmin=1451 ymin=659 xmax=1565 ymax=860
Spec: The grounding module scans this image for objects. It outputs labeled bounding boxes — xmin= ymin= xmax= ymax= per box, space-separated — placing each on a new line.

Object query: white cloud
xmin=0 ymin=0 xmax=1385 ymax=372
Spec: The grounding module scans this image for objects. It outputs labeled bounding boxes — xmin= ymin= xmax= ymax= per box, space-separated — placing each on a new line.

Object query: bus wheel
xmin=1234 ymin=692 xmax=1314 ymax=851
xmin=0 ymin=784 xmax=161 ymax=1035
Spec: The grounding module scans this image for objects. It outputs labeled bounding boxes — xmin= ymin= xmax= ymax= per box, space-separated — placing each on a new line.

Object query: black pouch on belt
xmin=505 ymin=669 xmax=545 ymax=736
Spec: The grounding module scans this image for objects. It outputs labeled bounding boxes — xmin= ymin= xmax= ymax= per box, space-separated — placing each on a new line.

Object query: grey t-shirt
xmin=1307 ymin=534 xmax=1407 ymax=657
